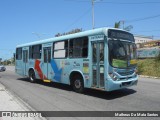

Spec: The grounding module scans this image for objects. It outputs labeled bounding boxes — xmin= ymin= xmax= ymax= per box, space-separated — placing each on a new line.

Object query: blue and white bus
xmin=15 ymin=27 xmax=138 ymax=93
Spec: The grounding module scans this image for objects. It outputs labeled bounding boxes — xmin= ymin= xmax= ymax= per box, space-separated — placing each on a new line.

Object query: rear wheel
xmin=72 ymin=75 xmax=84 ymax=93
xmin=29 ymin=70 xmax=36 ymax=83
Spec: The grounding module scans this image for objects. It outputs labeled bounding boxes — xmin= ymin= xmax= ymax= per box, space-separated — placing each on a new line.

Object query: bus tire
xmin=29 ymin=70 xmax=36 ymax=83
xmin=72 ymin=74 xmax=84 ymax=93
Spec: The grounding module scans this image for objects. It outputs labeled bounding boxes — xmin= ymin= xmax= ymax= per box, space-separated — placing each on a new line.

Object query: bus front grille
xmin=117 ymin=70 xmax=134 ymax=76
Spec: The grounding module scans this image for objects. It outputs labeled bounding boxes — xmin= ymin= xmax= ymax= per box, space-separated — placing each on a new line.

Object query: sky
xmin=0 ymin=0 xmax=160 ymax=60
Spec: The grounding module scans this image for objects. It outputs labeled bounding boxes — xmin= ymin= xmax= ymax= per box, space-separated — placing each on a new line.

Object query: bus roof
xmin=16 ymin=27 xmax=127 ymax=48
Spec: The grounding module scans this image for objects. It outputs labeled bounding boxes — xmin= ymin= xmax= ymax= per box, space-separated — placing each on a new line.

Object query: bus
xmin=15 ymin=27 xmax=138 ymax=93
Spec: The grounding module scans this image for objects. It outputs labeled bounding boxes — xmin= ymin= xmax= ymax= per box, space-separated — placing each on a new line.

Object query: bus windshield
xmin=108 ymin=40 xmax=137 ymax=68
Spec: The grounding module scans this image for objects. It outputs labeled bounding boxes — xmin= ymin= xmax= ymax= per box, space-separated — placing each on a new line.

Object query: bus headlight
xmin=109 ymin=73 xmax=118 ymax=81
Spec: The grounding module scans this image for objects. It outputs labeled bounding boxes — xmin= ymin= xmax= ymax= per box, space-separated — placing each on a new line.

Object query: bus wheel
xmin=29 ymin=70 xmax=36 ymax=83
xmin=72 ymin=75 xmax=84 ymax=93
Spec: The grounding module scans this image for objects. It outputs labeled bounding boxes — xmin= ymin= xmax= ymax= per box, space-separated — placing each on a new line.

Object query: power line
xmin=125 ymin=14 xmax=160 ymax=23
xmin=0 ymin=49 xmax=15 ymax=51
xmin=153 ymin=36 xmax=160 ymax=37
xmin=65 ymin=0 xmax=160 ymax=4
xmin=65 ymin=0 xmax=160 ymax=28
xmin=111 ymin=14 xmax=160 ymax=30
xmin=96 ymin=1 xmax=160 ymax=4
xmin=64 ymin=0 xmax=89 ymax=2
xmin=64 ymin=0 xmax=103 ymax=30
xmin=135 ymin=29 xmax=160 ymax=33
xmin=133 ymin=34 xmax=160 ymax=39
xmin=63 ymin=7 xmax=92 ymax=32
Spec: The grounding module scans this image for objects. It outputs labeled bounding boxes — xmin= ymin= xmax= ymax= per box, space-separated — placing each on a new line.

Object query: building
xmin=134 ymin=35 xmax=154 ymax=48
xmin=143 ymin=40 xmax=160 ymax=47
xmin=134 ymin=35 xmax=153 ymax=44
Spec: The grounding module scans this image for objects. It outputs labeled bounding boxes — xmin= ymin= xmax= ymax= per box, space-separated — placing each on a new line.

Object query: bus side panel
xmin=68 ymin=59 xmax=91 ymax=88
xmin=49 ymin=59 xmax=91 ymax=88
xmin=50 ymin=59 xmax=70 ymax=84
xmin=28 ymin=59 xmax=43 ymax=79
xmin=15 ymin=60 xmax=23 ymax=76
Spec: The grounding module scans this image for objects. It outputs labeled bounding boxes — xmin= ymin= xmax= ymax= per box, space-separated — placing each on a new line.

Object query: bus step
xmin=43 ymin=80 xmax=52 ymax=83
xmin=91 ymin=87 xmax=105 ymax=91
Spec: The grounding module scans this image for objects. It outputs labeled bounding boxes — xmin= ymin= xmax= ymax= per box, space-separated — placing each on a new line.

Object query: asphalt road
xmin=0 ymin=66 xmax=160 ymax=120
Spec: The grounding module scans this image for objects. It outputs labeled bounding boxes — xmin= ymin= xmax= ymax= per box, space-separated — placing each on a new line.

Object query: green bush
xmin=137 ymin=58 xmax=160 ymax=77
xmin=155 ymin=52 xmax=160 ymax=61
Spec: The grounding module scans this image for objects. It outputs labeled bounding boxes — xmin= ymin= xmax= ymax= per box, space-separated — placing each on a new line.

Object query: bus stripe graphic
xmin=51 ymin=59 xmax=62 ymax=82
xmin=35 ymin=60 xmax=47 ymax=79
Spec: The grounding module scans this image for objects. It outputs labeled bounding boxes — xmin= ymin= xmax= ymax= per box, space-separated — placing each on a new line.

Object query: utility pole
xmin=92 ymin=0 xmax=95 ymax=29
xmin=120 ymin=20 xmax=125 ymax=29
xmin=91 ymin=0 xmax=102 ymax=29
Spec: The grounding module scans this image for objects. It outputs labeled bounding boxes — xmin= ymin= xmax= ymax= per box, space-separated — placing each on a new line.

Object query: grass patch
xmin=137 ymin=58 xmax=160 ymax=77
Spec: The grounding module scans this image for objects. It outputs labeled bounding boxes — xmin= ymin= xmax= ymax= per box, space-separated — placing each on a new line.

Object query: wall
xmin=137 ymin=47 xmax=160 ymax=58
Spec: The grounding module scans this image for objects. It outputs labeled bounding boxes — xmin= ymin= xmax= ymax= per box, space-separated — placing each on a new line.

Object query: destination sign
xmin=108 ymin=29 xmax=135 ymax=42
xmin=90 ymin=35 xmax=104 ymax=41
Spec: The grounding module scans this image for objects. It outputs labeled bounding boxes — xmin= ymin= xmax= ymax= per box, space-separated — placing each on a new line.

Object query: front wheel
xmin=72 ymin=75 xmax=84 ymax=93
xmin=29 ymin=70 xmax=36 ymax=83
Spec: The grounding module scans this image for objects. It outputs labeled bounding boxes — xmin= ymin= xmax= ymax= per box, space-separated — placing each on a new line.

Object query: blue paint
xmin=50 ymin=59 xmax=62 ymax=82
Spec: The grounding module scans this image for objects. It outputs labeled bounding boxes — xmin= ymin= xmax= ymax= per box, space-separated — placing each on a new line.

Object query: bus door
xmin=43 ymin=47 xmax=51 ymax=80
xmin=22 ymin=50 xmax=28 ymax=76
xmin=92 ymin=41 xmax=105 ymax=88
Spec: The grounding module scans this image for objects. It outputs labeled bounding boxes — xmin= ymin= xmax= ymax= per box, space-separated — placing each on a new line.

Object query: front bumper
xmin=106 ymin=75 xmax=138 ymax=91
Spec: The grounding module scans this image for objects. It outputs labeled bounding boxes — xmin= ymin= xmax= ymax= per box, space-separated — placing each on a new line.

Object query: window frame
xmin=16 ymin=47 xmax=22 ymax=60
xmin=69 ymin=36 xmax=89 ymax=58
xmin=31 ymin=44 xmax=42 ymax=59
xmin=53 ymin=40 xmax=69 ymax=59
xmin=29 ymin=46 xmax=32 ymax=59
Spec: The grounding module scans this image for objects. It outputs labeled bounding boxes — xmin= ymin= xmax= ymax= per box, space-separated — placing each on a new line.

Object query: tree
xmin=114 ymin=21 xmax=121 ymax=28
xmin=55 ymin=28 xmax=82 ymax=37
xmin=114 ymin=21 xmax=133 ymax=31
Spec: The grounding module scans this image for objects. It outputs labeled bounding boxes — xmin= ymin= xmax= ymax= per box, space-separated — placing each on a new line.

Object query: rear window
xmin=16 ymin=48 xmax=22 ymax=60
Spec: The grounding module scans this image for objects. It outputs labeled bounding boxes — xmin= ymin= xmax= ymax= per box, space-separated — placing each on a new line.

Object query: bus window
xmin=100 ymin=43 xmax=104 ymax=63
xmin=29 ymin=46 xmax=32 ymax=59
xmin=69 ymin=37 xmax=88 ymax=58
xmin=32 ymin=44 xmax=42 ymax=59
xmin=82 ymin=38 xmax=88 ymax=57
xmin=53 ymin=41 xmax=68 ymax=58
xmin=16 ymin=48 xmax=22 ymax=60
xmin=92 ymin=43 xmax=97 ymax=63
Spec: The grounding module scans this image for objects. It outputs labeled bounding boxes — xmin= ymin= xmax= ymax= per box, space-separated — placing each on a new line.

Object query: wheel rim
xmin=74 ymin=79 xmax=81 ymax=89
xmin=30 ymin=72 xmax=34 ymax=81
